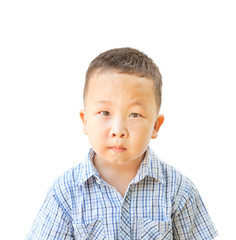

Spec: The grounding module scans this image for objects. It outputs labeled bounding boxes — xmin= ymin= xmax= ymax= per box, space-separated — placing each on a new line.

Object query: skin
xmin=80 ymin=70 xmax=164 ymax=197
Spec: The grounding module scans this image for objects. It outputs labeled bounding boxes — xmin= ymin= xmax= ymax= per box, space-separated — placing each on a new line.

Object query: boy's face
xmin=80 ymin=71 xmax=164 ymax=165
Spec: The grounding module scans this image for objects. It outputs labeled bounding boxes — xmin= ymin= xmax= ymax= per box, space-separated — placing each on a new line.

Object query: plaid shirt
xmin=26 ymin=147 xmax=218 ymax=239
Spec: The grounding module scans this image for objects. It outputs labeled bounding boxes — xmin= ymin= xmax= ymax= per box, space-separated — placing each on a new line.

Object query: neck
xmin=93 ymin=153 xmax=145 ymax=184
xmin=93 ymin=153 xmax=145 ymax=197
xmin=94 ymin=153 xmax=144 ymax=174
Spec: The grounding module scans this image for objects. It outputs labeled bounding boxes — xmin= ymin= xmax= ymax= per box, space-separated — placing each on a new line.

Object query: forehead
xmin=86 ymin=71 xmax=155 ymax=102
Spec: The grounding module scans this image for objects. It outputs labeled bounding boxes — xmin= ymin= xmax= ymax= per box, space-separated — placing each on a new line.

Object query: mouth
xmin=109 ymin=146 xmax=127 ymax=153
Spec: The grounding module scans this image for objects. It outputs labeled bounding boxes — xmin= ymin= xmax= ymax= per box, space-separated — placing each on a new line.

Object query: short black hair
xmin=84 ymin=47 xmax=162 ymax=111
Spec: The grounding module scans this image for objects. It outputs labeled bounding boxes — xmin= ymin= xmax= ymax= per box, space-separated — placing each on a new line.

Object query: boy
xmin=26 ymin=48 xmax=218 ymax=239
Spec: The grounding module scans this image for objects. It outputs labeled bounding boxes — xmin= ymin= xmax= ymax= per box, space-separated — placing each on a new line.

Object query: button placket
xmin=119 ymin=189 xmax=132 ymax=239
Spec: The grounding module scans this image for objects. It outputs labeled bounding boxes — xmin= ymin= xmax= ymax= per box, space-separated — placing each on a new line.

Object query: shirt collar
xmin=131 ymin=147 xmax=165 ymax=185
xmin=76 ymin=149 xmax=101 ymax=185
xmin=76 ymin=147 xmax=165 ymax=186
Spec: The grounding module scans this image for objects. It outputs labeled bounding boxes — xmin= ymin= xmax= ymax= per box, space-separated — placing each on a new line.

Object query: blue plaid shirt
xmin=26 ymin=147 xmax=217 ymax=239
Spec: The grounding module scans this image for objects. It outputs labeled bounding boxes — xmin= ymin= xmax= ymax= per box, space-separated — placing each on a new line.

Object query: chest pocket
xmin=140 ymin=218 xmax=172 ymax=240
xmin=75 ymin=220 xmax=106 ymax=240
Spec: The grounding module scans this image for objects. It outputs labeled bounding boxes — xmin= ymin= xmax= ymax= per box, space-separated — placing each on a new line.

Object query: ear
xmin=79 ymin=109 xmax=88 ymax=135
xmin=151 ymin=114 xmax=164 ymax=139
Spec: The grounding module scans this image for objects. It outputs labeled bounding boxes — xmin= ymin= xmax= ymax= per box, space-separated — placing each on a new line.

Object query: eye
xmin=99 ymin=111 xmax=111 ymax=116
xmin=129 ymin=113 xmax=142 ymax=118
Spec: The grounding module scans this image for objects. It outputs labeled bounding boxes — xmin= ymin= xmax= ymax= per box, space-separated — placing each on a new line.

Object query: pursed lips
xmin=109 ymin=146 xmax=127 ymax=153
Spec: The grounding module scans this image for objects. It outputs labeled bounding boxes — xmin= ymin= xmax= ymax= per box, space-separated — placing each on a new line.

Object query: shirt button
xmin=96 ymin=179 xmax=102 ymax=185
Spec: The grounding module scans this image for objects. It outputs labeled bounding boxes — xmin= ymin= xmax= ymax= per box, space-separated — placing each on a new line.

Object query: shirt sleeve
xmin=25 ymin=186 xmax=74 ymax=240
xmin=173 ymin=178 xmax=218 ymax=239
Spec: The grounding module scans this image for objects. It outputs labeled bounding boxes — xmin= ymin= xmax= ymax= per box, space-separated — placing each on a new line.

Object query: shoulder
xmin=160 ymin=157 xmax=194 ymax=190
xmin=51 ymin=161 xmax=84 ymax=215
xmin=53 ymin=162 xmax=83 ymax=190
xmin=156 ymin=156 xmax=206 ymax=217
xmin=150 ymin=149 xmax=197 ymax=206
xmin=149 ymin=150 xmax=218 ymax=238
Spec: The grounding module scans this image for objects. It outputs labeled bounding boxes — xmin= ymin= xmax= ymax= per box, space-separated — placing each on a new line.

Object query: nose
xmin=110 ymin=118 xmax=128 ymax=138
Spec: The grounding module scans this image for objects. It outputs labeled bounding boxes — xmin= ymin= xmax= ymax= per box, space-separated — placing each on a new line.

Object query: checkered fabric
xmin=26 ymin=147 xmax=218 ymax=239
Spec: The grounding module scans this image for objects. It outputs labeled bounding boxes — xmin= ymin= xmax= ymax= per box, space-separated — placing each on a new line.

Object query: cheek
xmin=87 ymin=120 xmax=108 ymax=141
xmin=130 ymin=123 xmax=153 ymax=144
xmin=88 ymin=117 xmax=107 ymax=130
xmin=132 ymin=121 xmax=154 ymax=136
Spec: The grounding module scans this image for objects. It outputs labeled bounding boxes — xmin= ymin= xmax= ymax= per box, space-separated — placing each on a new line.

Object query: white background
xmin=0 ymin=1 xmax=235 ymax=239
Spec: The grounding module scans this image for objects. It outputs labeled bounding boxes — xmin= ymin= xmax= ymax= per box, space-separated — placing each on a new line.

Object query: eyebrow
xmin=94 ymin=100 xmax=111 ymax=105
xmin=129 ymin=101 xmax=145 ymax=107
xmin=94 ymin=100 xmax=145 ymax=109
